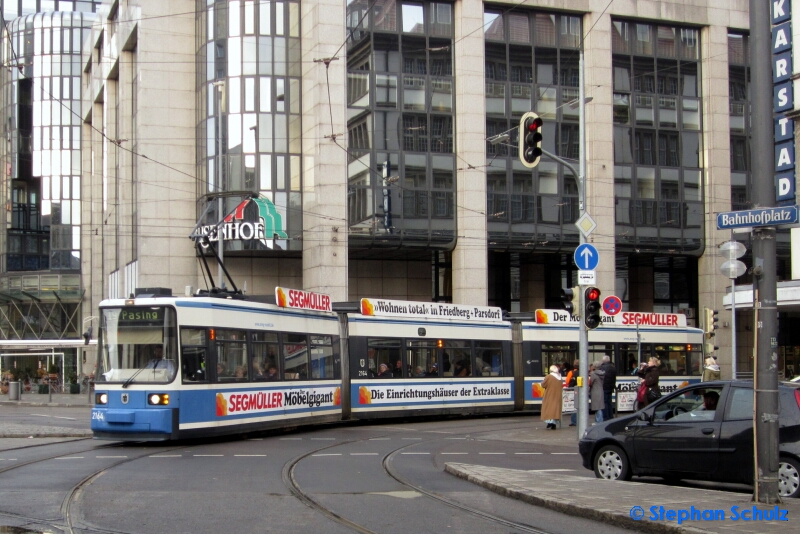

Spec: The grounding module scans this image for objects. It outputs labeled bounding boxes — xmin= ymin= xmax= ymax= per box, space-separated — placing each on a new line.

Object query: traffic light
xmin=561 ymin=286 xmax=580 ymax=317
xmin=703 ymin=308 xmax=719 ymax=339
xmin=705 ymin=342 xmax=719 ymax=355
xmin=584 ymin=287 xmax=602 ymax=329
xmin=518 ymin=111 xmax=543 ymax=168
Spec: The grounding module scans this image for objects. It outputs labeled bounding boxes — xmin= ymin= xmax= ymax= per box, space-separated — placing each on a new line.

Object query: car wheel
xmin=594 ymin=444 xmax=631 ymax=481
xmin=779 ymin=456 xmax=800 ymax=498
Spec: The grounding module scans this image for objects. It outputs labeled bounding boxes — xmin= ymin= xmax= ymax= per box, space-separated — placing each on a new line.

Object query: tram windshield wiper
xmin=122 ymin=361 xmax=154 ymax=388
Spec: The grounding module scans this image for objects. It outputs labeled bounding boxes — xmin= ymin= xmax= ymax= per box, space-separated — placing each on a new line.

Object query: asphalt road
xmin=0 ymin=415 xmax=633 ymax=534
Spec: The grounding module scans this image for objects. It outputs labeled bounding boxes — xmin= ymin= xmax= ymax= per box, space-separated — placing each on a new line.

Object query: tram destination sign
xmin=117 ymin=308 xmax=165 ymax=325
xmin=716 ymin=206 xmax=799 ymax=230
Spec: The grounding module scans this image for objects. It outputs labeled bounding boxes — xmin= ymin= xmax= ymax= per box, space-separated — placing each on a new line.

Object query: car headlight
xmin=148 ymin=393 xmax=170 ymax=405
xmin=95 ymin=393 xmax=108 ymax=405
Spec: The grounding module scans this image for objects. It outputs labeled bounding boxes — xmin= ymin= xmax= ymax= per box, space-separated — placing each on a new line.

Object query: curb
xmin=444 ymin=464 xmax=709 ymax=534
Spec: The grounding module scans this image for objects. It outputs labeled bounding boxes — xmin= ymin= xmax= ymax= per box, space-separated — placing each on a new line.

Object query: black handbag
xmin=646 ymin=386 xmax=662 ymax=403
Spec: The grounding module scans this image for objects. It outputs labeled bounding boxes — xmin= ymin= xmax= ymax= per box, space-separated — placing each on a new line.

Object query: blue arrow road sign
xmin=717 ymin=206 xmax=799 ymax=230
xmin=574 ymin=244 xmax=599 ymax=270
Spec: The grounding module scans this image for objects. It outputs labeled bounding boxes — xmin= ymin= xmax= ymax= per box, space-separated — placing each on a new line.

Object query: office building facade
xmin=67 ymin=0 xmax=798 ymax=379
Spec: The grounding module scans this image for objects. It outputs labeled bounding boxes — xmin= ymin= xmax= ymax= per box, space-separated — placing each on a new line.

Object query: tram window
xmin=620 ymin=344 xmax=652 ymax=375
xmin=283 ymin=333 xmax=308 ymax=380
xmin=445 ymin=340 xmax=471 ymax=378
xmin=252 ymin=341 xmax=280 ymax=381
xmin=215 ymin=330 xmax=248 ymax=381
xmin=475 ymin=342 xmax=503 ymax=376
xmin=688 ymin=347 xmax=702 ymax=376
xmin=542 ymin=344 xmax=576 ymax=375
xmin=408 ymin=340 xmax=438 ymax=378
xmin=310 ymin=335 xmax=335 ymax=379
xmin=654 ymin=345 xmax=685 ymax=375
xmin=180 ymin=328 xmax=207 ymax=383
xmin=367 ymin=338 xmax=401 ymax=378
xmin=589 ymin=344 xmax=613 ymax=369
xmin=252 ymin=332 xmax=279 ymax=343
xmin=654 ymin=345 xmax=701 ymax=376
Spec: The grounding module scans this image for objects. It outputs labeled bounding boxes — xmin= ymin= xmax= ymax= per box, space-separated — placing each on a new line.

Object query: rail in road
xmin=0 ymin=417 xmax=617 ymax=534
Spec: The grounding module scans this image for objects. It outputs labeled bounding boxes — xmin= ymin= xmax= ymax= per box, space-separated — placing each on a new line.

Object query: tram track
xmin=0 ymin=442 xmax=184 ymax=534
xmin=282 ymin=420 xmax=557 ymax=534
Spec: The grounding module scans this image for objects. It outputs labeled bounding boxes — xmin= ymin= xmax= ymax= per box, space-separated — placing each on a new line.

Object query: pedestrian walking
xmin=636 ymin=357 xmax=661 ymax=409
xmin=600 ymin=354 xmax=617 ymax=420
xmin=589 ymin=361 xmax=605 ymax=424
xmin=541 ymin=365 xmax=563 ymax=430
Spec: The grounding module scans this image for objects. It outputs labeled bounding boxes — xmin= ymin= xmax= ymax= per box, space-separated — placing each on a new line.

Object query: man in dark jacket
xmin=600 ymin=355 xmax=617 ymax=420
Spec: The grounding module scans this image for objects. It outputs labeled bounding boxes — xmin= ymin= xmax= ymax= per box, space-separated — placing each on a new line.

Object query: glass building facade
xmin=482 ymin=8 xmax=582 ymax=251
xmin=612 ymin=20 xmax=703 ymax=255
xmin=196 ymin=0 xmax=303 ymax=253
xmin=0 ymin=2 xmax=97 ymax=339
xmin=345 ymin=0 xmax=456 ymax=250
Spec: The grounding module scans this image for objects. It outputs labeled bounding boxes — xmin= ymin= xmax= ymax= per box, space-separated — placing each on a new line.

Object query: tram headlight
xmin=148 ymin=393 xmax=170 ymax=405
xmin=95 ymin=393 xmax=108 ymax=405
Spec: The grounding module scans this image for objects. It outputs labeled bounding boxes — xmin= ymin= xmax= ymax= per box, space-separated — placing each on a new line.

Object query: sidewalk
xmin=0 ymin=391 xmax=93 ymax=407
xmin=447 ymin=425 xmax=799 ymax=534
xmin=0 ymin=391 xmax=94 ymax=441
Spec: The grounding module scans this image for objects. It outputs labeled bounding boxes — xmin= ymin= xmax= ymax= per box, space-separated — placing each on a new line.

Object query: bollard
xmin=8 ymin=381 xmax=20 ymax=401
xmin=48 ymin=380 xmax=52 ymax=403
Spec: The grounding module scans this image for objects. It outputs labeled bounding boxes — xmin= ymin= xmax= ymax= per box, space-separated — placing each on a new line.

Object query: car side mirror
xmin=637 ymin=411 xmax=652 ymax=423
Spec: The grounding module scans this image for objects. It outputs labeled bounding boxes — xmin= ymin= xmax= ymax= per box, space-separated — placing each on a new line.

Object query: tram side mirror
xmin=83 ymin=326 xmax=93 ymax=345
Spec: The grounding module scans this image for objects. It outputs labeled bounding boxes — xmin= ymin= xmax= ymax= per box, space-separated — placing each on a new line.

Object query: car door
xmin=633 ymin=385 xmax=723 ymax=476
xmin=717 ymin=385 xmax=754 ymax=484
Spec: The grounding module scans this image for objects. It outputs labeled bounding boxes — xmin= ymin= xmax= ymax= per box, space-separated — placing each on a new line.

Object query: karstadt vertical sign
xmin=775 ymin=0 xmax=796 ymax=202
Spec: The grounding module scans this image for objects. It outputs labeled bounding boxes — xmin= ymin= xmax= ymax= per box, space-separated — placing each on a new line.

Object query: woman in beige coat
xmin=541 ymin=365 xmax=563 ymax=429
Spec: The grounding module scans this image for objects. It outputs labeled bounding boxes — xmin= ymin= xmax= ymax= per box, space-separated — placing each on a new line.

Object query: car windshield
xmin=652 ymin=386 xmax=724 ymax=422
xmin=98 ymin=306 xmax=178 ymax=384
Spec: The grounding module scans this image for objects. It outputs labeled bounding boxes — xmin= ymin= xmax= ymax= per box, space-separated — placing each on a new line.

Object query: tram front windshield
xmin=98 ymin=306 xmax=178 ymax=384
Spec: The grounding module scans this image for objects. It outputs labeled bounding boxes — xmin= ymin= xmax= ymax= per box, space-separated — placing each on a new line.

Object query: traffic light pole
xmin=539 ymin=43 xmax=589 ymax=438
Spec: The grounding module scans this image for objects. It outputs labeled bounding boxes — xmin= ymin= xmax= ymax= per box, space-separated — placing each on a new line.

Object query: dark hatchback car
xmin=578 ymin=380 xmax=800 ymax=498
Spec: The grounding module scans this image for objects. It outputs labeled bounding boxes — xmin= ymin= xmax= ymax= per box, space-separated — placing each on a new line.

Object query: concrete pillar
xmin=452 ymin=0 xmax=488 ymax=306
xmin=301 ymin=0 xmax=348 ymax=300
xmin=583 ymin=11 xmax=616 ymax=297
xmin=697 ymin=25 xmax=733 ymax=378
xmin=134 ymin=7 xmax=197 ymax=292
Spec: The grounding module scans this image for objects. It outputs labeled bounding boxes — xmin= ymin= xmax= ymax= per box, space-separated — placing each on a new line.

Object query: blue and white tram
xmin=521 ymin=309 xmax=705 ymax=409
xmin=91 ymin=289 xmax=342 ymax=440
xmin=91 ymin=287 xmax=709 ymax=441
xmin=344 ymin=298 xmax=514 ymax=418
